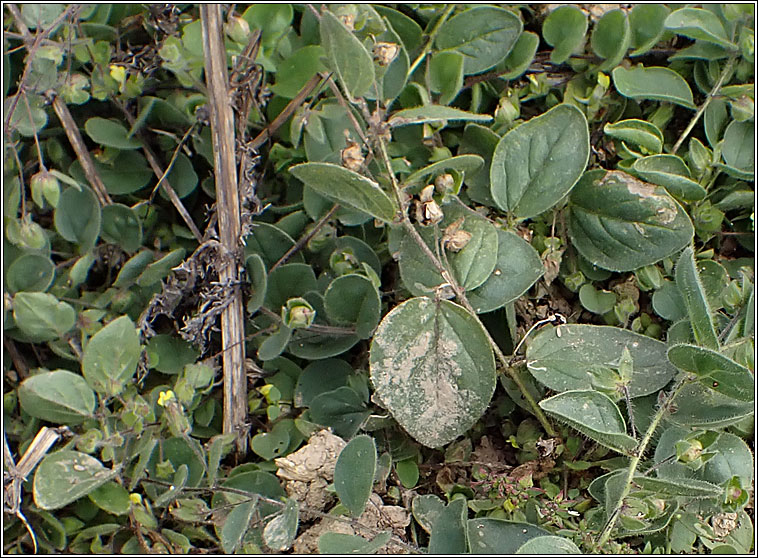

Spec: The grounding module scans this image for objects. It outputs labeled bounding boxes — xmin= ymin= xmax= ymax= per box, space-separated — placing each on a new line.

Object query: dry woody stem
xmin=200 ymin=5 xmax=248 ymax=453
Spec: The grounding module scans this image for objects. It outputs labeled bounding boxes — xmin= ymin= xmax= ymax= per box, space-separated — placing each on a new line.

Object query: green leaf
xmin=6 ymin=253 xmax=55 ymax=293
xmin=429 ymin=498 xmax=467 ymax=554
xmin=245 ymin=254 xmax=267 ymax=315
xmin=324 ymin=274 xmax=381 ymax=339
xmin=258 ymin=325 xmax=293 ymax=362
xmin=294 ymin=359 xmax=353 ymax=408
xmin=388 ymin=106 xmax=492 ymax=127
xmin=69 ymin=152 xmax=153 ymax=196
xmin=263 ymin=498 xmax=299 ymax=552
xmin=84 ymin=117 xmax=142 ymax=149
xmin=612 ymin=65 xmax=695 ymax=109
xmin=334 ymin=435 xmax=377 ymax=518
xmin=370 ymin=297 xmax=496 ymax=448
xmin=674 ymin=246 xmax=719 ymax=350
xmin=264 ymin=263 xmax=317 ymax=311
xmin=220 ymin=499 xmax=257 ymax=554
xmin=498 ymin=31 xmax=539 ymax=80
xmin=159 ymin=152 xmax=198 ymax=200
xmin=54 ymin=186 xmax=101 ymax=252
xmin=665 ymin=7 xmax=737 ymax=50
xmin=403 ymin=155 xmax=484 ymax=188
xmin=632 ymin=155 xmax=707 ymax=202
xmin=136 ymin=248 xmax=186 ymax=287
xmin=113 ymin=250 xmax=154 ymax=287
xmin=652 ymin=281 xmax=687 ymax=321
xmin=668 ymin=382 xmax=753 ymax=428
xmin=5 ymin=94 xmax=48 ymax=136
xmin=320 ymin=11 xmax=375 ymax=99
xmin=412 ymin=494 xmax=445 ymax=534
xmin=430 ymin=50 xmax=464 ymax=105
xmin=270 ymin=46 xmax=327 ymax=99
xmin=591 ymin=9 xmax=631 ymax=71
xmin=309 ymin=386 xmax=370 ymax=439
xmin=542 ymin=6 xmax=588 ymax=64
xmin=603 ymin=119 xmax=663 ymax=155
xmin=242 ymin=4 xmax=292 ymax=46
xmin=539 ymin=390 xmax=639 ymax=454
xmin=100 ymin=204 xmax=142 ymax=252
xmin=245 ymin=223 xmax=303 ymax=269
xmin=399 ymin=204 xmax=498 ymax=294
xmin=12 ymin=292 xmax=76 ymax=342
xmin=632 ymin=476 xmax=723 ymax=499
xmin=458 ymin=123 xmax=500 ymax=206
xmin=18 ymin=370 xmax=96 ymax=425
xmin=629 ymin=5 xmax=671 ymax=56
xmin=568 ymin=170 xmax=694 ymax=272
xmin=82 ymin=316 xmax=141 ymax=397
xmin=491 ymin=103 xmax=589 ymax=219
xmin=395 ymin=459 xmax=419 ymax=488
xmin=467 ymin=518 xmax=550 ymax=554
xmin=289 ymin=162 xmax=396 ymax=223
xmin=516 ymin=535 xmax=581 ymax=554
xmin=251 ymin=420 xmax=292 ymax=460
xmin=721 ymin=120 xmax=754 ymax=173
xmin=668 ymin=344 xmax=754 ymax=402
xmin=467 ymin=229 xmax=544 ymax=314
xmin=317 ymin=531 xmax=392 ymax=554
xmin=21 ymin=4 xmax=65 ymax=29
xmin=146 ymin=334 xmax=199 ymax=375
xmin=88 ymin=481 xmax=131 ymax=515
xmin=579 ymin=284 xmax=617 ymax=315
xmin=33 ymin=451 xmax=118 ymax=510
xmin=526 ymin=324 xmax=676 ymax=398
xmin=434 ymin=6 xmax=523 ymax=75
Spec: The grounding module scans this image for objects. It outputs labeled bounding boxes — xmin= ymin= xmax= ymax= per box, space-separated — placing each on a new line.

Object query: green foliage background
xmin=2 ymin=4 xmax=754 ymax=554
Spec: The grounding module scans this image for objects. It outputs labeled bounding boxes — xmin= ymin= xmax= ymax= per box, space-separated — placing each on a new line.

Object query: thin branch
xmin=270 ymin=203 xmax=340 ymax=271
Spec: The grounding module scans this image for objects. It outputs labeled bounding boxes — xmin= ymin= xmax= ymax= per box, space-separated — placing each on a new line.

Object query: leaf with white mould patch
xmin=369 ymin=297 xmax=495 ymax=448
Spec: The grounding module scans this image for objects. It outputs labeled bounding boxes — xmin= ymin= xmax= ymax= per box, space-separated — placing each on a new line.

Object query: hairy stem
xmin=406 ymin=5 xmax=456 ymax=78
xmin=670 ymin=56 xmax=737 ymax=155
xmin=593 ymin=376 xmax=689 ymax=550
xmin=375 ymin=137 xmax=557 ymax=437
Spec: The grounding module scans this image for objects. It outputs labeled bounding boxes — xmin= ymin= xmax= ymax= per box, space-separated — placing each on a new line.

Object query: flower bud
xmin=282 ymin=298 xmax=316 ymax=329
xmin=30 ymin=170 xmax=60 ymax=209
xmin=225 ymin=15 xmax=250 ymax=44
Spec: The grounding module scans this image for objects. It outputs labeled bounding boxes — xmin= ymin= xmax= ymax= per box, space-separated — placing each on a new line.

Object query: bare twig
xmin=270 ymin=203 xmax=340 ymax=271
xmin=51 ymin=95 xmax=112 ymax=206
xmin=200 ymin=5 xmax=248 ymax=453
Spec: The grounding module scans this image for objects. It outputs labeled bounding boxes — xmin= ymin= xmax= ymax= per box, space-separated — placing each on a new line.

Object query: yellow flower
xmin=157 ymin=390 xmax=175 ymax=407
xmin=129 ymin=493 xmax=143 ymax=505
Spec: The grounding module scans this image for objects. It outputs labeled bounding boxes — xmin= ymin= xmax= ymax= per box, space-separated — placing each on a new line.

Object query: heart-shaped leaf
xmin=100 ymin=203 xmax=142 ymax=252
xmin=370 ymin=297 xmax=496 ymax=448
xmin=429 ymin=498 xmax=468 ymax=554
xmin=33 ymin=451 xmax=118 ymax=510
xmin=289 ymin=162 xmax=396 ymax=223
xmin=579 ymin=284 xmax=617 ymax=315
xmin=54 ymin=186 xmax=101 ymax=252
xmin=539 ymin=390 xmax=639 ymax=454
xmin=334 ymin=435 xmax=376 ymax=518
xmin=568 ymin=170 xmax=694 ymax=271
xmin=309 ymin=386 xmax=370 ymax=439
xmin=82 ymin=316 xmax=142 ymax=397
xmin=668 ymin=344 xmax=754 ymax=402
xmin=251 ymin=420 xmax=292 ymax=460
xmin=491 ymin=103 xmax=589 ymax=219
xmin=12 ymin=292 xmax=76 ymax=342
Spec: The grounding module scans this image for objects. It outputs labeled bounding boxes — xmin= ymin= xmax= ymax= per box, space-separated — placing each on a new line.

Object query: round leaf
xmin=467 ymin=229 xmax=544 ymax=314
xmin=542 ymin=6 xmax=588 ymax=64
xmin=517 ymin=535 xmax=581 ymax=554
xmin=370 ymin=297 xmax=496 ymax=448
xmin=84 ymin=117 xmax=142 ymax=149
xmin=324 ymin=274 xmax=381 ymax=339
xmin=88 ymin=481 xmax=131 ymax=515
xmin=568 ymin=170 xmax=694 ymax=271
xmin=33 ymin=451 xmax=117 ymax=510
xmin=270 ymin=45 xmax=327 ymax=99
xmin=101 ymin=203 xmax=142 ymax=252
xmin=82 ymin=316 xmax=141 ymax=396
xmin=591 ymin=9 xmax=631 ymax=71
xmin=309 ymin=386 xmax=370 ymax=439
xmin=490 ymin=104 xmax=589 ymax=219
xmin=6 ymin=253 xmax=55 ymax=293
xmin=334 ymin=435 xmax=376 ymax=518
xmin=54 ymin=186 xmax=101 ymax=252
xmin=12 ymin=292 xmax=76 ymax=342
xmin=244 ymin=222 xmax=303 ymax=269
xmin=434 ymin=6 xmax=522 ymax=75
xmin=294 ymin=359 xmax=354 ymax=407
xmin=18 ymin=370 xmax=96 ymax=425
xmin=629 ymin=5 xmax=670 ymax=56
xmin=467 ymin=518 xmax=550 ymax=554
